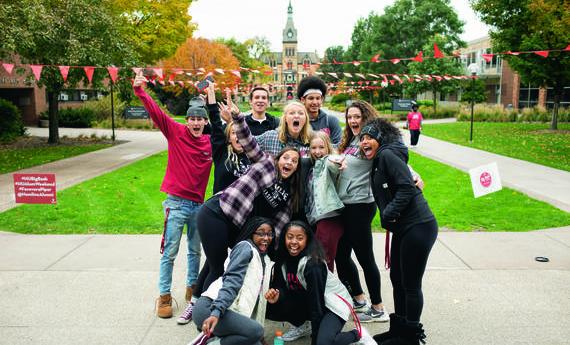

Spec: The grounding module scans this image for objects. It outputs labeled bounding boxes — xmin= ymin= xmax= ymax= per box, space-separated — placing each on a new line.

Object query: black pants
xmin=266 ymin=291 xmax=310 ymax=327
xmin=196 ymin=203 xmax=238 ymax=294
xmin=390 ymin=219 xmax=438 ymax=322
xmin=335 ymin=203 xmax=383 ymax=304
xmin=410 ymin=130 xmax=421 ymax=146
xmin=316 ymin=312 xmax=359 ymax=345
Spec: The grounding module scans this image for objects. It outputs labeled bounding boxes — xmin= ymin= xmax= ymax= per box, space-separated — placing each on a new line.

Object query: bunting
xmin=30 ymin=65 xmax=43 ymax=81
xmin=2 ymin=63 xmax=14 ymax=75
xmin=59 ymin=66 xmax=70 ymax=82
xmin=433 ymin=43 xmax=445 ymax=58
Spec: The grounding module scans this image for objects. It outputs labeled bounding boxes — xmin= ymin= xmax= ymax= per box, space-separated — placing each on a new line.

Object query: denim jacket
xmin=305 ymin=156 xmax=344 ymax=225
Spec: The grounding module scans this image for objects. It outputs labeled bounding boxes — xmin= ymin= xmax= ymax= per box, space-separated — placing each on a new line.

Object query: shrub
xmin=58 ymin=107 xmax=95 ymax=128
xmin=420 ymin=103 xmax=460 ymax=119
xmin=416 ymin=99 xmax=434 ymax=108
xmin=330 ymin=93 xmax=350 ymax=105
xmin=0 ymin=98 xmax=26 ymax=143
xmin=82 ymin=94 xmax=126 ymax=122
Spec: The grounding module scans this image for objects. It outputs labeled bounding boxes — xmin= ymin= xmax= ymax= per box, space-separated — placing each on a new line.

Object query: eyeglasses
xmin=254 ymin=231 xmax=274 ymax=239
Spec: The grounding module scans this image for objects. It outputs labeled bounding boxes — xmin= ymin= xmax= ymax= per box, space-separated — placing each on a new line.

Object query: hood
xmin=379 ymin=142 xmax=408 ymax=163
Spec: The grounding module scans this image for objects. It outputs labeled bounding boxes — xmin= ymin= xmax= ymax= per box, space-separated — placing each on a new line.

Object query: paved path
xmin=324 ymin=108 xmax=570 ymax=212
xmin=0 ymin=127 xmax=166 ymax=213
xmin=1 ymin=228 xmax=569 ymax=345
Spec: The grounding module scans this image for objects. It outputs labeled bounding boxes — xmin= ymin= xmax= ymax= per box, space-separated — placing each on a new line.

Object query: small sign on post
xmin=391 ymin=99 xmax=415 ymax=111
xmin=469 ymin=163 xmax=502 ymax=198
xmin=13 ymin=173 xmax=57 ymax=204
xmin=123 ymin=106 xmax=149 ymax=119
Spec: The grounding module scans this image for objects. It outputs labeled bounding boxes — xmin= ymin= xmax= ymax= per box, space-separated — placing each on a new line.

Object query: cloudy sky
xmin=190 ymin=0 xmax=490 ymax=55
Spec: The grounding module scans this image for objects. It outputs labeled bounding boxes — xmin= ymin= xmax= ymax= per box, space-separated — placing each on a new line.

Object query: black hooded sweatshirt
xmin=370 ymin=142 xmax=435 ymax=235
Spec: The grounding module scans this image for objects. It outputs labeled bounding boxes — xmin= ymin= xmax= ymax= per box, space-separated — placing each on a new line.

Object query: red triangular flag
xmin=390 ymin=59 xmax=401 ymax=64
xmin=83 ymin=66 xmax=95 ymax=83
xmin=371 ymin=54 xmax=380 ymax=63
xmin=565 ymin=44 xmax=570 ymax=51
xmin=153 ymin=68 xmax=163 ymax=80
xmin=107 ymin=67 xmax=119 ymax=83
xmin=59 ymin=66 xmax=70 ymax=82
xmin=433 ymin=43 xmax=444 ymax=58
xmin=413 ymin=51 xmax=423 ymax=62
xmin=30 ymin=65 xmax=43 ymax=81
xmin=481 ymin=54 xmax=494 ymax=63
xmin=534 ymin=50 xmax=549 ymax=58
xmin=2 ymin=63 xmax=14 ymax=75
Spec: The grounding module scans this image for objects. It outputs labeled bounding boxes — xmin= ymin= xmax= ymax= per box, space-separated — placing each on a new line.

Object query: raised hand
xmin=206 ymin=81 xmax=216 ymax=105
xmin=218 ymin=102 xmax=232 ymax=123
xmin=133 ymin=69 xmax=147 ymax=88
xmin=225 ymin=88 xmax=240 ymax=116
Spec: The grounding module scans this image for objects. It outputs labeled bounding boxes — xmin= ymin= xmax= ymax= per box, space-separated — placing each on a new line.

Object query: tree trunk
xmin=47 ymin=91 xmax=60 ymax=144
xmin=551 ymin=85 xmax=561 ymax=130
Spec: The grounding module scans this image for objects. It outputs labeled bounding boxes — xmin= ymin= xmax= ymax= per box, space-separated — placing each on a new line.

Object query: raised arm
xmin=132 ymin=71 xmax=178 ymax=138
xmin=224 ymin=93 xmax=266 ymax=163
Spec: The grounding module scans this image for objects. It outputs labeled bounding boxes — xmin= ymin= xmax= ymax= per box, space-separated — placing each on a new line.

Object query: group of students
xmin=133 ymin=72 xmax=437 ymax=345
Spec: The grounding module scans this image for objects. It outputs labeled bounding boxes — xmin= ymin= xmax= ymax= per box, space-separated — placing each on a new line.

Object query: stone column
xmin=538 ymin=87 xmax=547 ymax=108
xmin=512 ymin=74 xmax=520 ymax=111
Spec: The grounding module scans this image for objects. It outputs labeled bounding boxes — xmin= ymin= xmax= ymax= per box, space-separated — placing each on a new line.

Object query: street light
xmin=468 ymin=63 xmax=479 ymax=142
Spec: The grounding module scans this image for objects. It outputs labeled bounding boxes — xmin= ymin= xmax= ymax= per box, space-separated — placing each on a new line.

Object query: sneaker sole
xmin=360 ymin=316 xmax=390 ymax=323
xmin=177 ymin=319 xmax=191 ymax=325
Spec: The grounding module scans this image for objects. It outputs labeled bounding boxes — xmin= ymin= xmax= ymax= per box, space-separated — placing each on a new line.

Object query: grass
xmin=421 ymin=122 xmax=570 ymax=171
xmin=0 ymin=150 xmax=568 ymax=234
xmin=0 ymin=143 xmax=112 ymax=175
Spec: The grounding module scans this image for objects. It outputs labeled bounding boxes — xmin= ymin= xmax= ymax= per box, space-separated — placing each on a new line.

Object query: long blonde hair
xmin=224 ymin=122 xmax=241 ymax=168
xmin=278 ymin=101 xmax=312 ymax=145
xmin=309 ymin=131 xmax=335 ymax=162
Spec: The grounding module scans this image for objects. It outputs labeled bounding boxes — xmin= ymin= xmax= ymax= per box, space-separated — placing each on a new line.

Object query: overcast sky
xmin=190 ymin=0 xmax=490 ymax=56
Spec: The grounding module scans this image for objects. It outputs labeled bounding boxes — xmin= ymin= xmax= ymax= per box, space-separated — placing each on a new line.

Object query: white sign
xmin=469 ymin=162 xmax=502 ymax=198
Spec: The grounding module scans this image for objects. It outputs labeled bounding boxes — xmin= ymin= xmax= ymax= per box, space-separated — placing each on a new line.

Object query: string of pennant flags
xmin=1 ymin=43 xmax=568 ymax=90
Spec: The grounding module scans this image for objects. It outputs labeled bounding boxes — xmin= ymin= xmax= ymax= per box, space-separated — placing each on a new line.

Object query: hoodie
xmin=371 ymin=142 xmax=434 ymax=234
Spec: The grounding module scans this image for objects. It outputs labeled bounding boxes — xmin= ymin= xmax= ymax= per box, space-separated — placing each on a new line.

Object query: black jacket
xmin=244 ymin=113 xmax=280 ymax=136
xmin=371 ymin=142 xmax=435 ymax=234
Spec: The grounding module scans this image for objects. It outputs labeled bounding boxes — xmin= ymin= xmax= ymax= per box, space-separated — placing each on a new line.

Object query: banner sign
xmin=469 ymin=163 xmax=502 ymax=198
xmin=13 ymin=173 xmax=57 ymax=204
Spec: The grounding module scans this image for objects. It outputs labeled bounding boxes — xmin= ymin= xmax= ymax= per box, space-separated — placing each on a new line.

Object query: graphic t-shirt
xmin=407 ymin=111 xmax=423 ymax=130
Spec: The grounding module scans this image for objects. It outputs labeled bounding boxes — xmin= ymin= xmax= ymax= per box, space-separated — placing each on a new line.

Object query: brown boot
xmin=157 ymin=294 xmax=173 ymax=318
xmin=186 ymin=285 xmax=195 ymax=303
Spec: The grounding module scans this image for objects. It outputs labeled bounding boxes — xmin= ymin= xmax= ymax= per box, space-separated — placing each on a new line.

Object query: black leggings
xmin=410 ymin=130 xmax=421 ymax=145
xmin=335 ymin=203 xmax=382 ymax=304
xmin=196 ymin=204 xmax=238 ymax=293
xmin=317 ymin=312 xmax=359 ymax=345
xmin=390 ymin=219 xmax=438 ymax=323
xmin=265 ymin=292 xmax=309 ymax=327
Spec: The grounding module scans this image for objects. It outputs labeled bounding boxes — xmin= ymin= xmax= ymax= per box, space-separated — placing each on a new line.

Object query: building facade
xmin=263 ymin=1 xmax=320 ymax=100
xmin=459 ymin=36 xmax=569 ymax=110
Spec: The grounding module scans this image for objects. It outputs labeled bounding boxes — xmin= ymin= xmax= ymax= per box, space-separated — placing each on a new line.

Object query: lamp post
xmin=468 ymin=63 xmax=479 ymax=142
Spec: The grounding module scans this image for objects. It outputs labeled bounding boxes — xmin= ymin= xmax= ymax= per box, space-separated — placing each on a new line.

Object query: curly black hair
xmin=364 ymin=118 xmax=402 ymax=145
xmin=297 ymin=76 xmax=327 ymax=100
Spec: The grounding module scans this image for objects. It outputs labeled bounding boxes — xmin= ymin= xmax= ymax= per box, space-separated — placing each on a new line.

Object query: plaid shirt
xmin=254 ymin=130 xmax=309 ymax=157
xmin=220 ymin=113 xmax=291 ymax=238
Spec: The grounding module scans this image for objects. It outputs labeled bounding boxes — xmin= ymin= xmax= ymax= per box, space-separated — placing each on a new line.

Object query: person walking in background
xmin=133 ymin=71 xmax=212 ymax=320
xmin=406 ymin=104 xmax=423 ymax=147
xmin=297 ymin=76 xmax=342 ymax=145
xmin=359 ymin=119 xmax=438 ymax=345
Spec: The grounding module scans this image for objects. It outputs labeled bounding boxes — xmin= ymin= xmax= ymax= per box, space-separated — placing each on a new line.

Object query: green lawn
xmin=421 ymin=122 xmax=570 ymax=171
xmin=0 ymin=144 xmax=112 ymax=175
xmin=0 ymin=150 xmax=568 ymax=234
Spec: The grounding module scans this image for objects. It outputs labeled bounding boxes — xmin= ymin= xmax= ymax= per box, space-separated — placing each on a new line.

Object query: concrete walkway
xmin=1 ymin=228 xmax=569 ymax=345
xmin=0 ymin=127 xmax=166 ymax=212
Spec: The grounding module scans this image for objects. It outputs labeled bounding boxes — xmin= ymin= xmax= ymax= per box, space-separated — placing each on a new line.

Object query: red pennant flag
xmin=107 ymin=67 xmax=119 ymax=83
xmin=390 ymin=59 xmax=401 ymax=64
xmin=443 ymin=75 xmax=452 ymax=81
xmin=2 ymin=63 xmax=14 ymax=75
xmin=83 ymin=67 xmax=95 ymax=83
xmin=389 ymin=80 xmax=395 ymax=85
xmin=178 ymin=81 xmax=185 ymax=87
xmin=433 ymin=43 xmax=444 ymax=58
xmin=482 ymin=54 xmax=494 ymax=63
xmin=58 ymin=66 xmax=70 ymax=82
xmin=392 ymin=75 xmax=402 ymax=84
xmin=30 ymin=64 xmax=43 ymax=81
xmin=152 ymin=68 xmax=163 ymax=80
xmin=565 ymin=44 xmax=570 ymax=51
xmin=413 ymin=51 xmax=423 ymax=62
xmin=433 ymin=75 xmax=443 ymax=81
xmin=370 ymin=54 xmax=380 ymax=63
xmin=534 ymin=51 xmax=549 ymax=58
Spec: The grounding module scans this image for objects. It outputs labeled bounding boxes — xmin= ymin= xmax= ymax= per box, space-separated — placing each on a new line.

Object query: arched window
xmin=287 ymin=60 xmax=293 ymax=70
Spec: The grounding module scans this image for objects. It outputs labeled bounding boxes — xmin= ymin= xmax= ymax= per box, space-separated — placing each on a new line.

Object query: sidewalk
xmin=325 ymin=108 xmax=570 ymax=212
xmin=0 ymin=127 xmax=167 ymax=212
xmin=0 ymin=228 xmax=569 ymax=345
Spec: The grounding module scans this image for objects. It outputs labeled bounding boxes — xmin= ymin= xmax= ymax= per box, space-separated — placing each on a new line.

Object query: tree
xmin=0 ymin=0 xmax=138 ymax=144
xmin=215 ymin=37 xmax=271 ymax=85
xmin=320 ymin=46 xmax=348 ymax=83
xmin=161 ymin=37 xmax=240 ymax=97
xmin=111 ymin=0 xmax=196 ymax=65
xmin=470 ymin=0 xmax=570 ymax=129
xmin=460 ymin=78 xmax=487 ymax=104
xmin=247 ymin=36 xmax=271 ymax=61
xmin=405 ymin=35 xmax=464 ymax=114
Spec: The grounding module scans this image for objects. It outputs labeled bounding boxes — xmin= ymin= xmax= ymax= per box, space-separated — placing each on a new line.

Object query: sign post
xmin=13 ymin=173 xmax=57 ymax=204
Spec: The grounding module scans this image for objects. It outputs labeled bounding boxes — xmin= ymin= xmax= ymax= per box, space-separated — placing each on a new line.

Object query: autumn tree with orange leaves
xmin=161 ymin=37 xmax=241 ymax=94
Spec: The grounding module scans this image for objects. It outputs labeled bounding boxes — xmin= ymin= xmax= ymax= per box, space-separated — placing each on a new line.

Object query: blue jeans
xmin=159 ymin=195 xmax=202 ymax=295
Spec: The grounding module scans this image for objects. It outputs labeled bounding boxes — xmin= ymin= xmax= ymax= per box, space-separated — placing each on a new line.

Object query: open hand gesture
xmin=133 ymin=70 xmax=146 ymax=88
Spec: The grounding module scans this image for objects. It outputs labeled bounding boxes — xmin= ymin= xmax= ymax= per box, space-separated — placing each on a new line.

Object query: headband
xmin=302 ymin=89 xmax=323 ymax=98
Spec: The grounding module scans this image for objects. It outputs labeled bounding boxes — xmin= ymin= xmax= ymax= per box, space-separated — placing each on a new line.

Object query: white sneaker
xmin=282 ymin=321 xmax=311 ymax=341
xmin=351 ymin=326 xmax=376 ymax=345
xmin=357 ymin=306 xmax=390 ymax=323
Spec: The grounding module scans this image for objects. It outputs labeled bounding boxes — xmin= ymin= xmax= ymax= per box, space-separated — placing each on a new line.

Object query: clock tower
xmin=282 ymin=0 xmax=298 ymax=88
